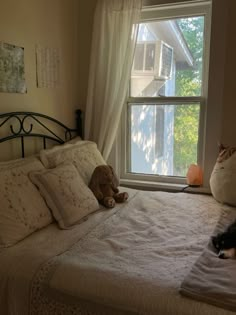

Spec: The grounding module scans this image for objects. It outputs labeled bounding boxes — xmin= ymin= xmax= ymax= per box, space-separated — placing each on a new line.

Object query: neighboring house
xmin=130 ymin=21 xmax=194 ymax=176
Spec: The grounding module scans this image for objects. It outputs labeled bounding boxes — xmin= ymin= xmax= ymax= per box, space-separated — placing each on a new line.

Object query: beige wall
xmin=203 ymin=0 xmax=229 ymax=183
xmin=0 ymin=0 xmax=79 ymax=128
xmin=143 ymin=0 xmax=197 ymax=5
xmin=78 ymin=0 xmax=97 ymax=108
xmin=221 ymin=0 xmax=236 ymax=145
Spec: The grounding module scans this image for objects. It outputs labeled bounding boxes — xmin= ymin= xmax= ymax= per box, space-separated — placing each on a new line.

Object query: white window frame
xmin=120 ymin=0 xmax=212 ymax=189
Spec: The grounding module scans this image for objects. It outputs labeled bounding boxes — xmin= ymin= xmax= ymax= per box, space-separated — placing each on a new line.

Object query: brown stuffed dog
xmin=89 ymin=165 xmax=129 ymax=208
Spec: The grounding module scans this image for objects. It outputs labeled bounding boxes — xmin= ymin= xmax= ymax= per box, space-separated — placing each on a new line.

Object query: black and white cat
xmin=212 ymin=219 xmax=236 ymax=259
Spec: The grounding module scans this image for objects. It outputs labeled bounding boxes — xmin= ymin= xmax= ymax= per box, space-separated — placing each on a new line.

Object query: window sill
xmin=120 ymin=178 xmax=211 ymax=194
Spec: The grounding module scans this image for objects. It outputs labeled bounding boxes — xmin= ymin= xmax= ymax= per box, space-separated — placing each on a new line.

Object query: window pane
xmin=133 ymin=43 xmax=144 ymax=71
xmin=131 ymin=16 xmax=204 ymax=97
xmin=129 ymin=103 xmax=200 ymax=177
xmin=145 ymin=43 xmax=155 ymax=71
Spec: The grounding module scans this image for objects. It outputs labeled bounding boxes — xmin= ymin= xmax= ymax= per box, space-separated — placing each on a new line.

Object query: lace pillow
xmin=0 ymin=157 xmax=53 ymax=248
xmin=210 ymin=146 xmax=236 ymax=206
xmin=39 ymin=141 xmax=106 ymax=185
xmin=65 ymin=136 xmax=82 ymax=144
xmin=29 ymin=163 xmax=100 ymax=229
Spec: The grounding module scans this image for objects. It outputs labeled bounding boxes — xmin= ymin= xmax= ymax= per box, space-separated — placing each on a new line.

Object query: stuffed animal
xmin=89 ymin=165 xmax=129 ymax=208
xmin=210 ymin=144 xmax=236 ymax=206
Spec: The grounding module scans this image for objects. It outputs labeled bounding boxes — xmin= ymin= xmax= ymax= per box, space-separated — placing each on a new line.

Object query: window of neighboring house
xmin=121 ymin=0 xmax=211 ymax=185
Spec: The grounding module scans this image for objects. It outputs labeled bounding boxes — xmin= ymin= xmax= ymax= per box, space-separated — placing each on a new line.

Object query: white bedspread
xmin=1 ymin=189 xmax=235 ymax=315
xmin=0 ymin=198 xmax=127 ymax=315
xmin=44 ymin=191 xmax=234 ymax=315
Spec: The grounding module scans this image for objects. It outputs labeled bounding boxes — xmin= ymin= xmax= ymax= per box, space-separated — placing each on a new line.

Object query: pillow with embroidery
xmin=210 ymin=144 xmax=236 ymax=206
xmin=29 ymin=163 xmax=100 ymax=229
xmin=0 ymin=157 xmax=53 ymax=248
xmin=39 ymin=141 xmax=106 ymax=185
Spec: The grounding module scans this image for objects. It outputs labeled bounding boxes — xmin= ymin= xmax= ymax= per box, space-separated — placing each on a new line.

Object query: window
xmin=132 ymin=41 xmax=173 ymax=79
xmin=121 ymin=1 xmax=211 ymax=185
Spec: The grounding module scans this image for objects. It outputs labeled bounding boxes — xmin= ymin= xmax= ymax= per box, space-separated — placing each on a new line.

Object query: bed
xmin=0 ymin=111 xmax=235 ymax=315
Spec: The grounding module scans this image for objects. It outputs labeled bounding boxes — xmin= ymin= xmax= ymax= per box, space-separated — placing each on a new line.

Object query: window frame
xmin=120 ymin=0 xmax=212 ymax=187
xmin=154 ymin=105 xmax=164 ymax=158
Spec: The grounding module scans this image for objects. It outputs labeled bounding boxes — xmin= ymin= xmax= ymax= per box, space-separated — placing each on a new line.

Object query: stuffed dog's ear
xmin=89 ymin=168 xmax=103 ymax=200
xmin=108 ymin=165 xmax=120 ymax=187
xmin=89 ymin=168 xmax=100 ymax=191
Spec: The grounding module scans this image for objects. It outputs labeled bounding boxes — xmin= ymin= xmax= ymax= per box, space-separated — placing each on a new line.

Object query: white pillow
xmin=39 ymin=141 xmax=106 ymax=185
xmin=29 ymin=163 xmax=100 ymax=229
xmin=0 ymin=157 xmax=53 ymax=247
xmin=210 ymin=150 xmax=236 ymax=206
xmin=65 ymin=136 xmax=82 ymax=144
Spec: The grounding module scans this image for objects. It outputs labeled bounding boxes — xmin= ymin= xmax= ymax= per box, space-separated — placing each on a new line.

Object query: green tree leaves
xmin=174 ymin=16 xmax=204 ymax=176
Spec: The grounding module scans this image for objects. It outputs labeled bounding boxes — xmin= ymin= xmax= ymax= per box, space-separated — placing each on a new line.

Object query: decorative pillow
xmin=210 ymin=145 xmax=236 ymax=206
xmin=39 ymin=141 xmax=106 ymax=185
xmin=65 ymin=136 xmax=82 ymax=144
xmin=29 ymin=163 xmax=100 ymax=229
xmin=0 ymin=157 xmax=53 ymax=248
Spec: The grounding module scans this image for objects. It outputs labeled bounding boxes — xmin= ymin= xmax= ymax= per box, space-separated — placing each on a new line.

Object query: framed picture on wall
xmin=0 ymin=42 xmax=27 ymax=93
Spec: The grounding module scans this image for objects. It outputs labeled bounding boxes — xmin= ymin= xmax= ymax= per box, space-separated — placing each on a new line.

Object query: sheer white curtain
xmin=85 ymin=0 xmax=142 ymax=161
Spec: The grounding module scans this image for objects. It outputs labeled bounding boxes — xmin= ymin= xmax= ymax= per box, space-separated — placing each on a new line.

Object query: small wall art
xmin=36 ymin=45 xmax=60 ymax=88
xmin=0 ymin=42 xmax=27 ymax=93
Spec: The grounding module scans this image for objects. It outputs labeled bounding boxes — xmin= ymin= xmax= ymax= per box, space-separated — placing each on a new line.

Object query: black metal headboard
xmin=0 ymin=109 xmax=83 ymax=158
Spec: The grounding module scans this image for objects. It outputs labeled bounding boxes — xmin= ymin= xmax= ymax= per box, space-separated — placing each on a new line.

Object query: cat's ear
xmin=211 ymin=235 xmax=219 ymax=251
xmin=217 ymin=142 xmax=226 ymax=153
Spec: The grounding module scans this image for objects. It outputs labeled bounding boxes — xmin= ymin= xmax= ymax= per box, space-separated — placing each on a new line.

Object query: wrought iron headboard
xmin=0 ymin=109 xmax=83 ymax=158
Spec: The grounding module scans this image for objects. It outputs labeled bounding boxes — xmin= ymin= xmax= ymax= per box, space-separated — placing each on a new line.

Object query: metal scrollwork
xmin=10 ymin=116 xmax=23 ymax=135
xmin=0 ymin=111 xmax=81 ymax=158
xmin=0 ymin=115 xmax=22 ymax=136
xmin=21 ymin=115 xmax=33 ymax=134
